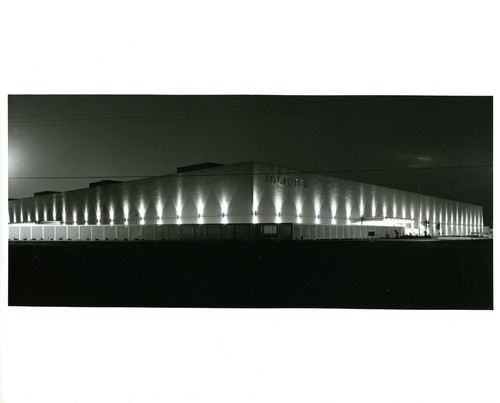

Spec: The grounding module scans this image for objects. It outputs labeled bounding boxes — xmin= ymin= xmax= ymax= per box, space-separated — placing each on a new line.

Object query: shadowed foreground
xmin=8 ymin=239 xmax=493 ymax=309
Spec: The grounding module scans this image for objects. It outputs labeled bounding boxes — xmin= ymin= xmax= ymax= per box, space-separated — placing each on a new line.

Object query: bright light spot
xmin=221 ymin=198 xmax=228 ymax=215
xmin=274 ymin=195 xmax=283 ymax=216
xmin=331 ymin=201 xmax=337 ymax=220
xmin=252 ymin=215 xmax=258 ymax=224
xmin=35 ymin=210 xmax=39 ymax=222
xmin=123 ymin=202 xmax=129 ymax=224
xmin=295 ymin=200 xmax=303 ymax=217
xmin=196 ymin=198 xmax=206 ymax=218
xmin=314 ymin=198 xmax=321 ymax=217
xmin=156 ymin=200 xmax=163 ymax=218
xmin=359 ymin=200 xmax=365 ymax=217
xmin=221 ymin=198 xmax=228 ymax=224
xmin=138 ymin=202 xmax=146 ymax=221
xmin=175 ymin=196 xmax=183 ymax=218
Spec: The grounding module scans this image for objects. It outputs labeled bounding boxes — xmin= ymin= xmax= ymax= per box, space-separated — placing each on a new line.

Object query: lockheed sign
xmin=265 ymin=174 xmax=308 ymax=188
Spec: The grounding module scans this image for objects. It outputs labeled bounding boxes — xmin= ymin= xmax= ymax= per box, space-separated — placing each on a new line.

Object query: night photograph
xmin=7 ymin=95 xmax=493 ymax=308
xmin=1 ymin=2 xmax=499 ymax=403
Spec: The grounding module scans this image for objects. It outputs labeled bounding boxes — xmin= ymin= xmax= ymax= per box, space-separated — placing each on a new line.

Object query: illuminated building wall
xmin=8 ymin=161 xmax=484 ymax=236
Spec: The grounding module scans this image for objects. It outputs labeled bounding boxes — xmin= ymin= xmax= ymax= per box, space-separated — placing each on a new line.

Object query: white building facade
xmin=8 ymin=161 xmax=484 ymax=237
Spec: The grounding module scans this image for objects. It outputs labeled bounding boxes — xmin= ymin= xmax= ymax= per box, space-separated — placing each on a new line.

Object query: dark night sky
xmin=8 ymin=95 xmax=493 ymax=226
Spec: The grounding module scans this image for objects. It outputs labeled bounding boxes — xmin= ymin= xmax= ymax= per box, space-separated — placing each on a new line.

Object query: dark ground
xmin=8 ymin=239 xmax=493 ymax=309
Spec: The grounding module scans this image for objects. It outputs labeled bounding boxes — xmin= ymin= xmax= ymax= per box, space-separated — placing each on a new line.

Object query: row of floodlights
xmin=9 ymin=215 xmax=472 ymax=225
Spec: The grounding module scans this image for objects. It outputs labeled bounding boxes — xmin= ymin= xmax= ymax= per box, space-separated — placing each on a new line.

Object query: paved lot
xmin=8 ymin=239 xmax=493 ymax=309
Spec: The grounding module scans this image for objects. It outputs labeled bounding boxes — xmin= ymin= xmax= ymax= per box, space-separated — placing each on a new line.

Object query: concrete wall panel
xmin=80 ymin=226 xmax=91 ymax=240
xmin=32 ymin=226 xmax=43 ymax=240
xmin=68 ymin=226 xmax=79 ymax=240
xmin=104 ymin=226 xmax=117 ymax=240
xmin=117 ymin=226 xmax=129 ymax=240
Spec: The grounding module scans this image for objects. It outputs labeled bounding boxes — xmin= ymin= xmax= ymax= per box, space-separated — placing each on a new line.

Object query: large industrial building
xmin=8 ymin=161 xmax=483 ymax=241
